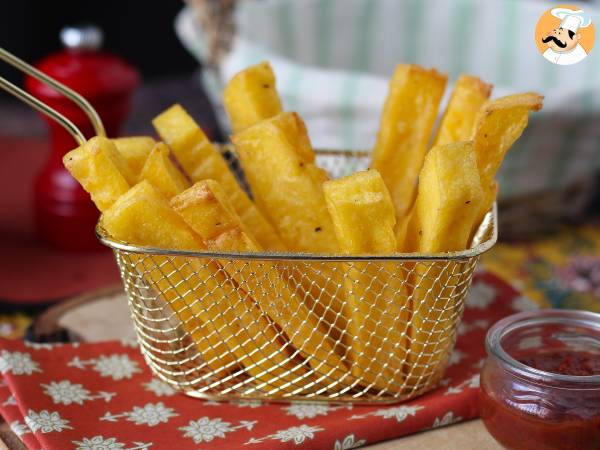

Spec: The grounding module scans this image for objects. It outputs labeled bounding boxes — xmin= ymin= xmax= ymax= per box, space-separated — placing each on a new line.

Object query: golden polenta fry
xmin=324 ymin=170 xmax=396 ymax=253
xmin=396 ymin=74 xmax=491 ymax=249
xmin=140 ymin=143 xmax=190 ymax=198
xmin=101 ymin=181 xmax=238 ymax=376
xmin=172 ymin=181 xmax=259 ymax=248
xmin=112 ymin=136 xmax=156 ymax=179
xmin=101 ymin=181 xmax=202 ymax=251
xmin=171 ymin=182 xmax=312 ymax=389
xmin=433 ymin=75 xmax=492 ymax=146
xmin=172 ymin=180 xmax=351 ymax=386
xmin=233 ymin=112 xmax=338 ymax=253
xmin=413 ymin=142 xmax=484 ymax=253
xmin=407 ymin=142 xmax=483 ymax=387
xmin=472 ymin=93 xmax=543 ymax=185
xmin=473 ymin=180 xmax=498 ymax=238
xmin=395 ymin=208 xmax=417 ymax=253
xmin=168 ymin=219 xmax=310 ymax=388
xmin=153 ymin=104 xmax=285 ymax=251
xmin=103 ymin=181 xmax=305 ymax=387
xmin=371 ymin=64 xmax=447 ymax=219
xmin=224 ymin=61 xmax=284 ymax=133
xmin=233 ymin=112 xmax=348 ymax=344
xmin=323 ymin=170 xmax=409 ymax=391
xmin=471 ymin=93 xmax=543 ymax=224
xmin=63 ymin=136 xmax=134 ymax=212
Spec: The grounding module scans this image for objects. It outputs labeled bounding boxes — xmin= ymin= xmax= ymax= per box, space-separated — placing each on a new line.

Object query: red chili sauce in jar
xmin=480 ymin=310 xmax=600 ymax=450
xmin=518 ymin=350 xmax=600 ymax=376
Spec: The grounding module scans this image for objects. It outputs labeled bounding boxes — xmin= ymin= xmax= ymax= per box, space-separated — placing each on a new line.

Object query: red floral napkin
xmin=0 ymin=272 xmax=534 ymax=450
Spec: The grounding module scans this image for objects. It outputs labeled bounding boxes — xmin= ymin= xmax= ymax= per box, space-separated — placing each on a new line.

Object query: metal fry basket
xmin=98 ymin=149 xmax=497 ymax=404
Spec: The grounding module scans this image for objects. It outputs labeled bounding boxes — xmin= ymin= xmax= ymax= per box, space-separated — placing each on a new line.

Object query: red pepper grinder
xmin=25 ymin=25 xmax=139 ymax=251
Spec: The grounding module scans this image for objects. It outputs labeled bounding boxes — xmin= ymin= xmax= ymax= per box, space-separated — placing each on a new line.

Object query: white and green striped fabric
xmin=175 ymin=0 xmax=600 ymax=200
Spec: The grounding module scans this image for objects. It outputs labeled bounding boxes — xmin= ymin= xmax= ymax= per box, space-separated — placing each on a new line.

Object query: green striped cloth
xmin=176 ymin=0 xmax=600 ymax=199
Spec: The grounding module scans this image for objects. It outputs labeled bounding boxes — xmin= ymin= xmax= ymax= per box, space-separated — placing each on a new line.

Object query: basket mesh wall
xmin=107 ymin=150 xmax=492 ymax=403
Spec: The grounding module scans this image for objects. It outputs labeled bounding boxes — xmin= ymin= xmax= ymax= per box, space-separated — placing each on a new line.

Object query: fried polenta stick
xmin=413 ymin=142 xmax=484 ymax=253
xmin=63 ymin=136 xmax=135 ymax=212
xmin=140 ymin=143 xmax=190 ymax=198
xmin=232 ymin=112 xmax=337 ymax=253
xmin=323 ymin=170 xmax=396 ymax=253
xmin=433 ymin=75 xmax=492 ymax=146
xmin=64 ymin=143 xmax=237 ymax=376
xmin=407 ymin=142 xmax=484 ymax=387
xmin=102 ymin=181 xmax=307 ymax=387
xmin=233 ymin=112 xmax=348 ymax=344
xmin=172 ymin=180 xmax=351 ymax=387
xmin=372 ymin=64 xmax=447 ymax=219
xmin=323 ymin=170 xmax=409 ymax=392
xmin=471 ymin=93 xmax=543 ymax=226
xmin=223 ymin=61 xmax=284 ymax=133
xmin=112 ymin=136 xmax=156 ymax=180
xmin=152 ymin=104 xmax=285 ymax=251
xmin=64 ymin=140 xmax=291 ymax=383
xmin=100 ymin=181 xmax=236 ymax=375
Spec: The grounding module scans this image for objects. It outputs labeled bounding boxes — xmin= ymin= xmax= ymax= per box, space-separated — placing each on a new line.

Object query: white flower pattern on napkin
xmin=272 ymin=424 xmax=324 ymax=444
xmin=333 ymin=434 xmax=367 ymax=449
xmin=180 ymin=417 xmax=232 ymax=443
xmin=72 ymin=435 xmax=152 ymax=450
xmin=93 ymin=355 xmax=141 ymax=380
xmin=432 ymin=411 xmax=463 ymax=428
xmin=285 ymin=402 xmax=330 ymax=419
xmin=465 ymin=282 xmax=497 ymax=309
xmin=142 ymin=378 xmax=176 ymax=397
xmin=25 ymin=409 xmax=73 ymax=433
xmin=0 ymin=351 xmax=41 ymax=375
xmin=101 ymin=402 xmax=177 ymax=427
xmin=9 ymin=420 xmax=30 ymax=436
xmin=73 ymin=435 xmax=125 ymax=450
xmin=42 ymin=381 xmax=91 ymax=405
xmin=349 ymin=404 xmax=424 ymax=422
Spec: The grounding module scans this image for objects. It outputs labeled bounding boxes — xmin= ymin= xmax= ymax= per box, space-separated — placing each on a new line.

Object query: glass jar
xmin=480 ymin=309 xmax=600 ymax=450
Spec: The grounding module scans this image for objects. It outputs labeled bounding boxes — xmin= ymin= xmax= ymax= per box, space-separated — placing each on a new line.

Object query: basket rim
xmin=96 ymin=204 xmax=497 ymax=261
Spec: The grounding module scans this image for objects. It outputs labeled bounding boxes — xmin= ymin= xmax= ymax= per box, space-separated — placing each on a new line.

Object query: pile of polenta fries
xmin=64 ymin=62 xmax=542 ymax=398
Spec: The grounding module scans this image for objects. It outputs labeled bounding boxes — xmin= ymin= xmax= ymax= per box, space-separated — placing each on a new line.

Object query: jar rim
xmin=485 ymin=309 xmax=600 ymax=385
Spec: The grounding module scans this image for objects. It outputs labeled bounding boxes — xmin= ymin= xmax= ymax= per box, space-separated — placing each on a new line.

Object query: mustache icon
xmin=542 ymin=35 xmax=567 ymax=48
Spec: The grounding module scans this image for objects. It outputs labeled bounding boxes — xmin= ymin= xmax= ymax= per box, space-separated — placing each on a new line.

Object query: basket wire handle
xmin=0 ymin=76 xmax=86 ymax=145
xmin=0 ymin=46 xmax=106 ymax=145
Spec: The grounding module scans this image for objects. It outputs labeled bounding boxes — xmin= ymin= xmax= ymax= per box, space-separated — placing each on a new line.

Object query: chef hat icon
xmin=551 ymin=8 xmax=592 ymax=33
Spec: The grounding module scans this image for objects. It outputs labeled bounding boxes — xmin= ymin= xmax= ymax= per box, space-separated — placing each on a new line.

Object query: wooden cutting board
xmin=24 ymin=286 xmax=500 ymax=450
xmin=31 ymin=285 xmax=136 ymax=343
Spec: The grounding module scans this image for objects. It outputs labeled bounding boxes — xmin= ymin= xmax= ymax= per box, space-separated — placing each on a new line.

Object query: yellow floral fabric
xmin=482 ymin=224 xmax=600 ymax=313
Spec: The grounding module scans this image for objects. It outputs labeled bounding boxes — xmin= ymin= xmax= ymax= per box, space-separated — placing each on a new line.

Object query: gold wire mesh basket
xmin=0 ymin=46 xmax=497 ymax=404
xmin=97 ymin=148 xmax=497 ymax=404
xmin=0 ymin=44 xmax=497 ymax=403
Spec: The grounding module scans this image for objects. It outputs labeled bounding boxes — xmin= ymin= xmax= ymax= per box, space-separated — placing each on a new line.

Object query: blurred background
xmin=0 ymin=0 xmax=218 ymax=138
xmin=0 ymin=0 xmax=598 ymax=340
